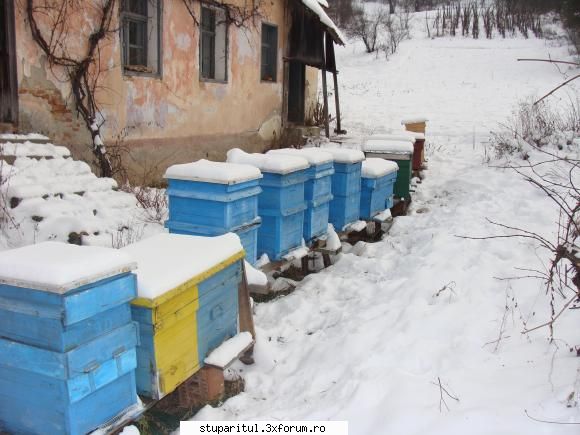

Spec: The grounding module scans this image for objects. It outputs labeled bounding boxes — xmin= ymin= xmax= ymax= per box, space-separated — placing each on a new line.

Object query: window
xmin=261 ymin=23 xmax=278 ymax=82
xmin=121 ymin=0 xmax=161 ymax=75
xmin=200 ymin=6 xmax=227 ymax=82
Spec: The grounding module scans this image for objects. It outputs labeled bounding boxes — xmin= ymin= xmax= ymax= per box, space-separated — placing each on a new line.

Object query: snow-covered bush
xmin=484 ymin=94 xmax=580 ymax=336
xmin=489 ymin=96 xmax=580 ymax=159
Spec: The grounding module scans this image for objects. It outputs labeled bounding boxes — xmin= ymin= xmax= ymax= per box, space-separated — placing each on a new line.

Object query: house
xmin=0 ymin=0 xmax=344 ymax=181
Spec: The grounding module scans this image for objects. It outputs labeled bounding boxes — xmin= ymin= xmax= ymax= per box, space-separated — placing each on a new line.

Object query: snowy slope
xmin=192 ymin=11 xmax=580 ymax=435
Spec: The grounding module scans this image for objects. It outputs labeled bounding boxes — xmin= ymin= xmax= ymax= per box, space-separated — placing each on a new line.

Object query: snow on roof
xmin=321 ymin=146 xmax=365 ymax=163
xmin=364 ymin=139 xmax=414 ymax=154
xmin=0 ymin=241 xmax=136 ymax=293
xmin=121 ymin=233 xmax=243 ymax=299
xmin=164 ymin=159 xmax=262 ymax=184
xmin=0 ymin=133 xmax=49 ymax=141
xmin=267 ymin=148 xmax=333 ymax=165
xmin=227 ymin=148 xmax=309 ymax=174
xmin=0 ymin=142 xmax=142 ymax=248
xmin=301 ymin=0 xmax=346 ymax=45
xmin=401 ymin=117 xmax=429 ymax=124
xmin=362 ymin=158 xmax=399 ymax=178
xmin=0 ymin=141 xmax=71 ymax=158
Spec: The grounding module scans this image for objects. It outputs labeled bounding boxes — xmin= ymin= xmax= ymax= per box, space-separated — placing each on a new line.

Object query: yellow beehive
xmin=124 ymin=233 xmax=245 ymax=400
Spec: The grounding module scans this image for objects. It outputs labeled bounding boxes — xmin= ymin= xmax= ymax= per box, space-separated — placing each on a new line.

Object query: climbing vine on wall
xmin=26 ymin=0 xmax=117 ymax=177
xmin=181 ymin=0 xmax=265 ymax=29
xmin=25 ymin=0 xmax=266 ymax=179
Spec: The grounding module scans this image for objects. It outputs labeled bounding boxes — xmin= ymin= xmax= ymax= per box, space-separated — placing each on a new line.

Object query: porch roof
xmin=301 ymin=0 xmax=346 ymax=45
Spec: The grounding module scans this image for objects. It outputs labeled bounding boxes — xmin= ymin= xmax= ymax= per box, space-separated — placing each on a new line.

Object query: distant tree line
xmin=326 ymin=0 xmax=580 ymax=56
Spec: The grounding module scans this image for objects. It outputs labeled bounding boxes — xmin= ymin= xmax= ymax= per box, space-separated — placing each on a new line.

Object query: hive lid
xmin=401 ymin=116 xmax=429 ymax=124
xmin=122 ymin=233 xmax=244 ymax=300
xmin=362 ymin=158 xmax=399 ymax=178
xmin=363 ymin=139 xmax=414 ymax=154
xmin=321 ymin=147 xmax=365 ymax=163
xmin=164 ymin=159 xmax=262 ymax=185
xmin=267 ymin=148 xmax=333 ymax=165
xmin=0 ymin=242 xmax=136 ymax=294
xmin=227 ymin=148 xmax=309 ymax=174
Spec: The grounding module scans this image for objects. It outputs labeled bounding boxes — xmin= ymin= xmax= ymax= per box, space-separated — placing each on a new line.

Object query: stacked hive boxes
xmin=124 ymin=233 xmax=244 ymax=400
xmin=268 ymin=148 xmax=334 ymax=244
xmin=359 ymin=158 xmax=399 ymax=220
xmin=402 ymin=118 xmax=428 ymax=171
xmin=363 ymin=138 xmax=414 ymax=202
xmin=0 ymin=242 xmax=139 ymax=435
xmin=164 ymin=160 xmax=262 ymax=264
xmin=227 ymin=149 xmax=309 ymax=260
xmin=323 ymin=148 xmax=365 ymax=231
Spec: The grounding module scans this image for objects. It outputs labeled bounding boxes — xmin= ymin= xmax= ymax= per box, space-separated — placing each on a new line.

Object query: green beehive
xmin=363 ymin=139 xmax=414 ymax=202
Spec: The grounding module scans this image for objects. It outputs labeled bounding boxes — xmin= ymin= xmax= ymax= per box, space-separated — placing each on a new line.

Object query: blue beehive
xmin=164 ymin=160 xmax=263 ymax=264
xmin=0 ymin=242 xmax=139 ymax=435
xmin=268 ymin=148 xmax=335 ymax=244
xmin=227 ymin=149 xmax=310 ymax=260
xmin=323 ymin=147 xmax=366 ymax=231
xmin=360 ymin=158 xmax=399 ymax=220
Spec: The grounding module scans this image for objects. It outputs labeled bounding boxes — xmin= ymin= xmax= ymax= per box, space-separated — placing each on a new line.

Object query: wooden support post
xmin=333 ymin=71 xmax=342 ymax=134
xmin=322 ymin=253 xmax=332 ymax=268
xmin=239 ymin=261 xmax=256 ymax=364
xmin=301 ymin=255 xmax=310 ymax=275
xmin=321 ymin=68 xmax=330 ymax=138
xmin=321 ymin=31 xmax=330 ymax=138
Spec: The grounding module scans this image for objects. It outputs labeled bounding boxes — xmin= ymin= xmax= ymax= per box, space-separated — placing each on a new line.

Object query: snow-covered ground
xmin=193 ymin=11 xmax=580 ymax=435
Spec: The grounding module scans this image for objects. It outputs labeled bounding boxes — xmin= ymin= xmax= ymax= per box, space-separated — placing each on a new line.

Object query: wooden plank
xmin=238 ymin=261 xmax=256 ymax=364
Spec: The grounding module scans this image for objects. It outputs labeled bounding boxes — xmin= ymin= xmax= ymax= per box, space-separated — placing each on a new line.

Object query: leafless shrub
xmin=112 ymin=222 xmax=145 ymax=249
xmin=348 ymin=4 xmax=389 ymax=53
xmin=305 ymin=96 xmax=329 ymax=128
xmin=489 ymin=96 xmax=579 ymax=159
xmin=130 ymin=186 xmax=168 ymax=224
xmin=471 ymin=96 xmax=580 ymax=337
xmin=383 ymin=10 xmax=411 ymax=57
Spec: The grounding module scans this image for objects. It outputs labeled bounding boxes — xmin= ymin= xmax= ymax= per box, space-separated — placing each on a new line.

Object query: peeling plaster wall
xmin=14 ymin=0 xmax=320 ymax=181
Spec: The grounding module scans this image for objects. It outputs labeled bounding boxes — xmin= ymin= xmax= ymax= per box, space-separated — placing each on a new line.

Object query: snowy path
xmin=194 ymin=21 xmax=580 ymax=435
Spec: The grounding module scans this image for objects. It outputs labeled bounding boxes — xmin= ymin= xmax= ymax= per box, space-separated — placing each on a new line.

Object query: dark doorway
xmin=287 ymin=61 xmax=305 ymax=124
xmin=0 ymin=0 xmax=18 ymax=125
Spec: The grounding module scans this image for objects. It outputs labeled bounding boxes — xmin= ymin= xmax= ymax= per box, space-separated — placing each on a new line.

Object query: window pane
xmin=129 ymin=21 xmax=146 ymax=46
xmin=201 ymin=8 xmax=216 ymax=32
xmin=122 ymin=0 xmax=160 ymax=74
xmin=261 ymin=24 xmax=278 ymax=81
xmin=123 ymin=0 xmax=147 ymax=15
xmin=201 ymin=32 xmax=215 ymax=79
xmin=201 ymin=6 xmax=227 ymax=80
xmin=129 ymin=46 xmax=146 ymax=66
